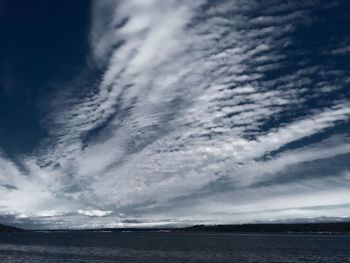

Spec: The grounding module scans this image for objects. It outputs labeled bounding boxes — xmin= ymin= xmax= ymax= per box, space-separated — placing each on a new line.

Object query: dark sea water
xmin=0 ymin=232 xmax=349 ymax=262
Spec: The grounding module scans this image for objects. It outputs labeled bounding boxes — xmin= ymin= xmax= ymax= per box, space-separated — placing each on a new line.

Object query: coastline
xmin=2 ymin=222 xmax=350 ymax=234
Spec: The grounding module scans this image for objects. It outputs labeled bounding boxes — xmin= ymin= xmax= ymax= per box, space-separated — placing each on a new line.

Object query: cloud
xmin=330 ymin=44 xmax=350 ymax=55
xmin=0 ymin=0 xmax=349 ymax=228
xmin=78 ymin=210 xmax=114 ymax=217
xmin=1 ymin=184 xmax=18 ymax=191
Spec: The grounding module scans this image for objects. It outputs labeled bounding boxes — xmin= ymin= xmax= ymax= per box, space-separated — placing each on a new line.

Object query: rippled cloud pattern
xmin=0 ymin=0 xmax=350 ymax=228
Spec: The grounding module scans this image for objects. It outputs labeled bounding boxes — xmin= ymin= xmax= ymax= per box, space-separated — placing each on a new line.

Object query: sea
xmin=0 ymin=232 xmax=349 ymax=262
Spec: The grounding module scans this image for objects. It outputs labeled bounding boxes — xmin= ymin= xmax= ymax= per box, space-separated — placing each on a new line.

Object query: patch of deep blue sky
xmin=0 ymin=0 xmax=349 ymax=157
xmin=0 ymin=0 xmax=91 ymax=156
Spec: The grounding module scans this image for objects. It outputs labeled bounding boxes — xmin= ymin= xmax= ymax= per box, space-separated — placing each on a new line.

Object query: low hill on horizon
xmin=0 ymin=224 xmax=23 ymax=232
xmin=181 ymin=222 xmax=350 ymax=233
xmin=2 ymin=222 xmax=350 ymax=233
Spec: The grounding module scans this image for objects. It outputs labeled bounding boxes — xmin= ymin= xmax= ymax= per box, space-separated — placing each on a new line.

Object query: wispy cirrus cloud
xmin=0 ymin=0 xmax=349 ymax=228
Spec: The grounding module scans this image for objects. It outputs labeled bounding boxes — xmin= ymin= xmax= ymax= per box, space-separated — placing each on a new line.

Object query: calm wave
xmin=0 ymin=232 xmax=350 ymax=262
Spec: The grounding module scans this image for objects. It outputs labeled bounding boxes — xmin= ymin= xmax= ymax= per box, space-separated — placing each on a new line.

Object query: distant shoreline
xmin=2 ymin=222 xmax=350 ymax=234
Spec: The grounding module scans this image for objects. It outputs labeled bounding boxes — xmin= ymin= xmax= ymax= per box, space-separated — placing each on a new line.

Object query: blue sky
xmin=0 ymin=0 xmax=350 ymax=229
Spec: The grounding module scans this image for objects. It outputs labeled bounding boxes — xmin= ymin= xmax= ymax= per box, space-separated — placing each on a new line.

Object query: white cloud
xmin=78 ymin=210 xmax=114 ymax=217
xmin=1 ymin=0 xmax=349 ymax=228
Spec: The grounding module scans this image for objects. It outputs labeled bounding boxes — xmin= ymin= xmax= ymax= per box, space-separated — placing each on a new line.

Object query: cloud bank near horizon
xmin=0 ymin=0 xmax=350 ymax=229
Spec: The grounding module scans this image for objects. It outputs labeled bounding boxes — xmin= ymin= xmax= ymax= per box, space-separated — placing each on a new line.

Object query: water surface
xmin=0 ymin=232 xmax=349 ymax=262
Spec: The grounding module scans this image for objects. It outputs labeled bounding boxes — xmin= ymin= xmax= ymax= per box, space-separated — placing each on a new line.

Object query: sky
xmin=0 ymin=0 xmax=350 ymax=229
